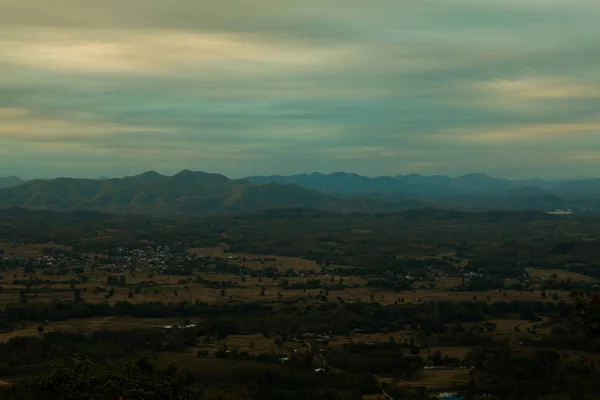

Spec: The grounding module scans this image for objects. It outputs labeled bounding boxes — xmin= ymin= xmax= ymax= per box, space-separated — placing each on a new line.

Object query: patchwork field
xmin=0 ymin=222 xmax=596 ymax=400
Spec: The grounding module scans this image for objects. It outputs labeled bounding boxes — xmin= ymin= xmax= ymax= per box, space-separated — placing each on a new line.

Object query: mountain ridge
xmin=246 ymin=172 xmax=599 ymax=197
xmin=0 ymin=170 xmax=344 ymax=215
xmin=1 ymin=170 xmax=599 ymax=215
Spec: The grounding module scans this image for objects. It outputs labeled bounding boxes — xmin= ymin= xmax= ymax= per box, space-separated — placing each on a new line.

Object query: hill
xmin=1 ymin=170 xmax=599 ymax=215
xmin=246 ymin=172 xmax=557 ymax=196
xmin=246 ymin=172 xmax=600 ymax=210
xmin=0 ymin=170 xmax=347 ymax=215
xmin=0 ymin=176 xmax=24 ymax=189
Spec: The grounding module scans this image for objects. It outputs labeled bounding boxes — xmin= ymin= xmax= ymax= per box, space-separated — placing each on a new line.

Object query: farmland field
xmin=1 ymin=210 xmax=600 ymax=399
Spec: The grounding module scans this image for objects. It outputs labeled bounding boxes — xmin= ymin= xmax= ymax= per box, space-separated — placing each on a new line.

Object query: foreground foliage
xmin=5 ymin=356 xmax=192 ymax=400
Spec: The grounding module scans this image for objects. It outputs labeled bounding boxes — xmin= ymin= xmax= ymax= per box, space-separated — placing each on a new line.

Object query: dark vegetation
xmin=2 ymin=170 xmax=600 ymax=215
xmin=1 ymin=209 xmax=600 ymax=399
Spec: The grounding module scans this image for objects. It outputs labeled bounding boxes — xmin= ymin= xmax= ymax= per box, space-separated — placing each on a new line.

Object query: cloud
xmin=0 ymin=107 xmax=30 ymax=118
xmin=564 ymin=152 xmax=600 ymax=161
xmin=0 ymin=108 xmax=172 ymax=140
xmin=1 ymin=30 xmax=354 ymax=76
xmin=472 ymin=78 xmax=600 ymax=100
xmin=444 ymin=122 xmax=600 ymax=143
xmin=0 ymin=0 xmax=599 ymax=179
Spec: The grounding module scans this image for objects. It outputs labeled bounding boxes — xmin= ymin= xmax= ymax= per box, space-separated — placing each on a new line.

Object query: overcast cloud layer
xmin=1 ymin=0 xmax=599 ymax=179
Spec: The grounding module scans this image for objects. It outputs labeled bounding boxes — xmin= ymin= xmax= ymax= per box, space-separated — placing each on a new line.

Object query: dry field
xmin=0 ymin=243 xmax=71 ymax=256
xmin=0 ymin=269 xmax=574 ymax=309
xmin=434 ymin=278 xmax=462 ymax=290
xmin=379 ymin=367 xmax=470 ymax=389
xmin=526 ymin=268 xmax=595 ymax=282
xmin=418 ymin=289 xmax=572 ymax=303
xmin=0 ymin=316 xmax=182 ymax=342
xmin=189 ymin=247 xmax=360 ymax=273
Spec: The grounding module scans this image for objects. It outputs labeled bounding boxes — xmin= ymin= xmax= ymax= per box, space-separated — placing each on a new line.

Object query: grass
xmin=526 ymin=268 xmax=595 ymax=282
xmin=0 ymin=243 xmax=71 ymax=257
xmin=382 ymin=368 xmax=470 ymax=389
xmin=189 ymin=246 xmax=352 ymax=273
xmin=0 ymin=316 xmax=180 ymax=342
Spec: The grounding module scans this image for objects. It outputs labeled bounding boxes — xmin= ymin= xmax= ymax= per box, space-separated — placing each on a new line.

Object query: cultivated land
xmin=1 ymin=209 xmax=600 ymax=399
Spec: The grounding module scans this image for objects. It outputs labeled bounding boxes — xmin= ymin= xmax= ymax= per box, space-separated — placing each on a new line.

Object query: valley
xmin=1 ymin=209 xmax=600 ymax=399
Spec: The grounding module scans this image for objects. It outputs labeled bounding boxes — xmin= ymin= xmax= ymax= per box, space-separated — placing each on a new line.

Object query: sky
xmin=1 ymin=0 xmax=600 ymax=180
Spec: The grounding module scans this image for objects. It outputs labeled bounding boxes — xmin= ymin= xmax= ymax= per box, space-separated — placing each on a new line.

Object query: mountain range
xmin=0 ymin=171 xmax=343 ymax=215
xmin=246 ymin=172 xmax=600 ymax=197
xmin=0 ymin=171 xmax=598 ymax=215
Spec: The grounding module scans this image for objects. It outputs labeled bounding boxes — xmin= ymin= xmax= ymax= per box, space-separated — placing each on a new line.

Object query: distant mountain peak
xmin=458 ymin=173 xmax=492 ymax=179
xmin=130 ymin=170 xmax=165 ymax=182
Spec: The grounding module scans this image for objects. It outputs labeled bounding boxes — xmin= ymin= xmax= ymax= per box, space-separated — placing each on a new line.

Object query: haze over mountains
xmin=0 ymin=176 xmax=24 ymax=189
xmin=0 ymin=171 xmax=339 ymax=215
xmin=0 ymin=171 xmax=598 ymax=215
xmin=246 ymin=172 xmax=600 ymax=197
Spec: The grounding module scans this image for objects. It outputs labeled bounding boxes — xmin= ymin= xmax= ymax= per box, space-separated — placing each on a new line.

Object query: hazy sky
xmin=1 ymin=0 xmax=599 ymax=179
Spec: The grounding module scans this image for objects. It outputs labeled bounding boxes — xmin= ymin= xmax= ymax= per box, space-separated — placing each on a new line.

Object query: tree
xmin=430 ymin=350 xmax=443 ymax=365
xmin=6 ymin=355 xmax=192 ymax=399
xmin=19 ymin=290 xmax=28 ymax=304
xmin=571 ymin=291 xmax=600 ymax=337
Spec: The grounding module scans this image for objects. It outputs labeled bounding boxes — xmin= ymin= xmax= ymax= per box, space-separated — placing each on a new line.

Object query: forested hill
xmin=247 ymin=172 xmax=600 ymax=198
xmin=0 ymin=170 xmax=343 ymax=215
xmin=0 ymin=170 xmax=599 ymax=215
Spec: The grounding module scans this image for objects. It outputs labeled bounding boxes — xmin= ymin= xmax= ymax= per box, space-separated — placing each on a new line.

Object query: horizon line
xmin=3 ymin=170 xmax=598 ymax=182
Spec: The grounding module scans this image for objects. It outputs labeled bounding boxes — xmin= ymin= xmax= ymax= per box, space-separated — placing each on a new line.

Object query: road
xmin=303 ymin=340 xmax=341 ymax=373
xmin=376 ymin=377 xmax=395 ymax=400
